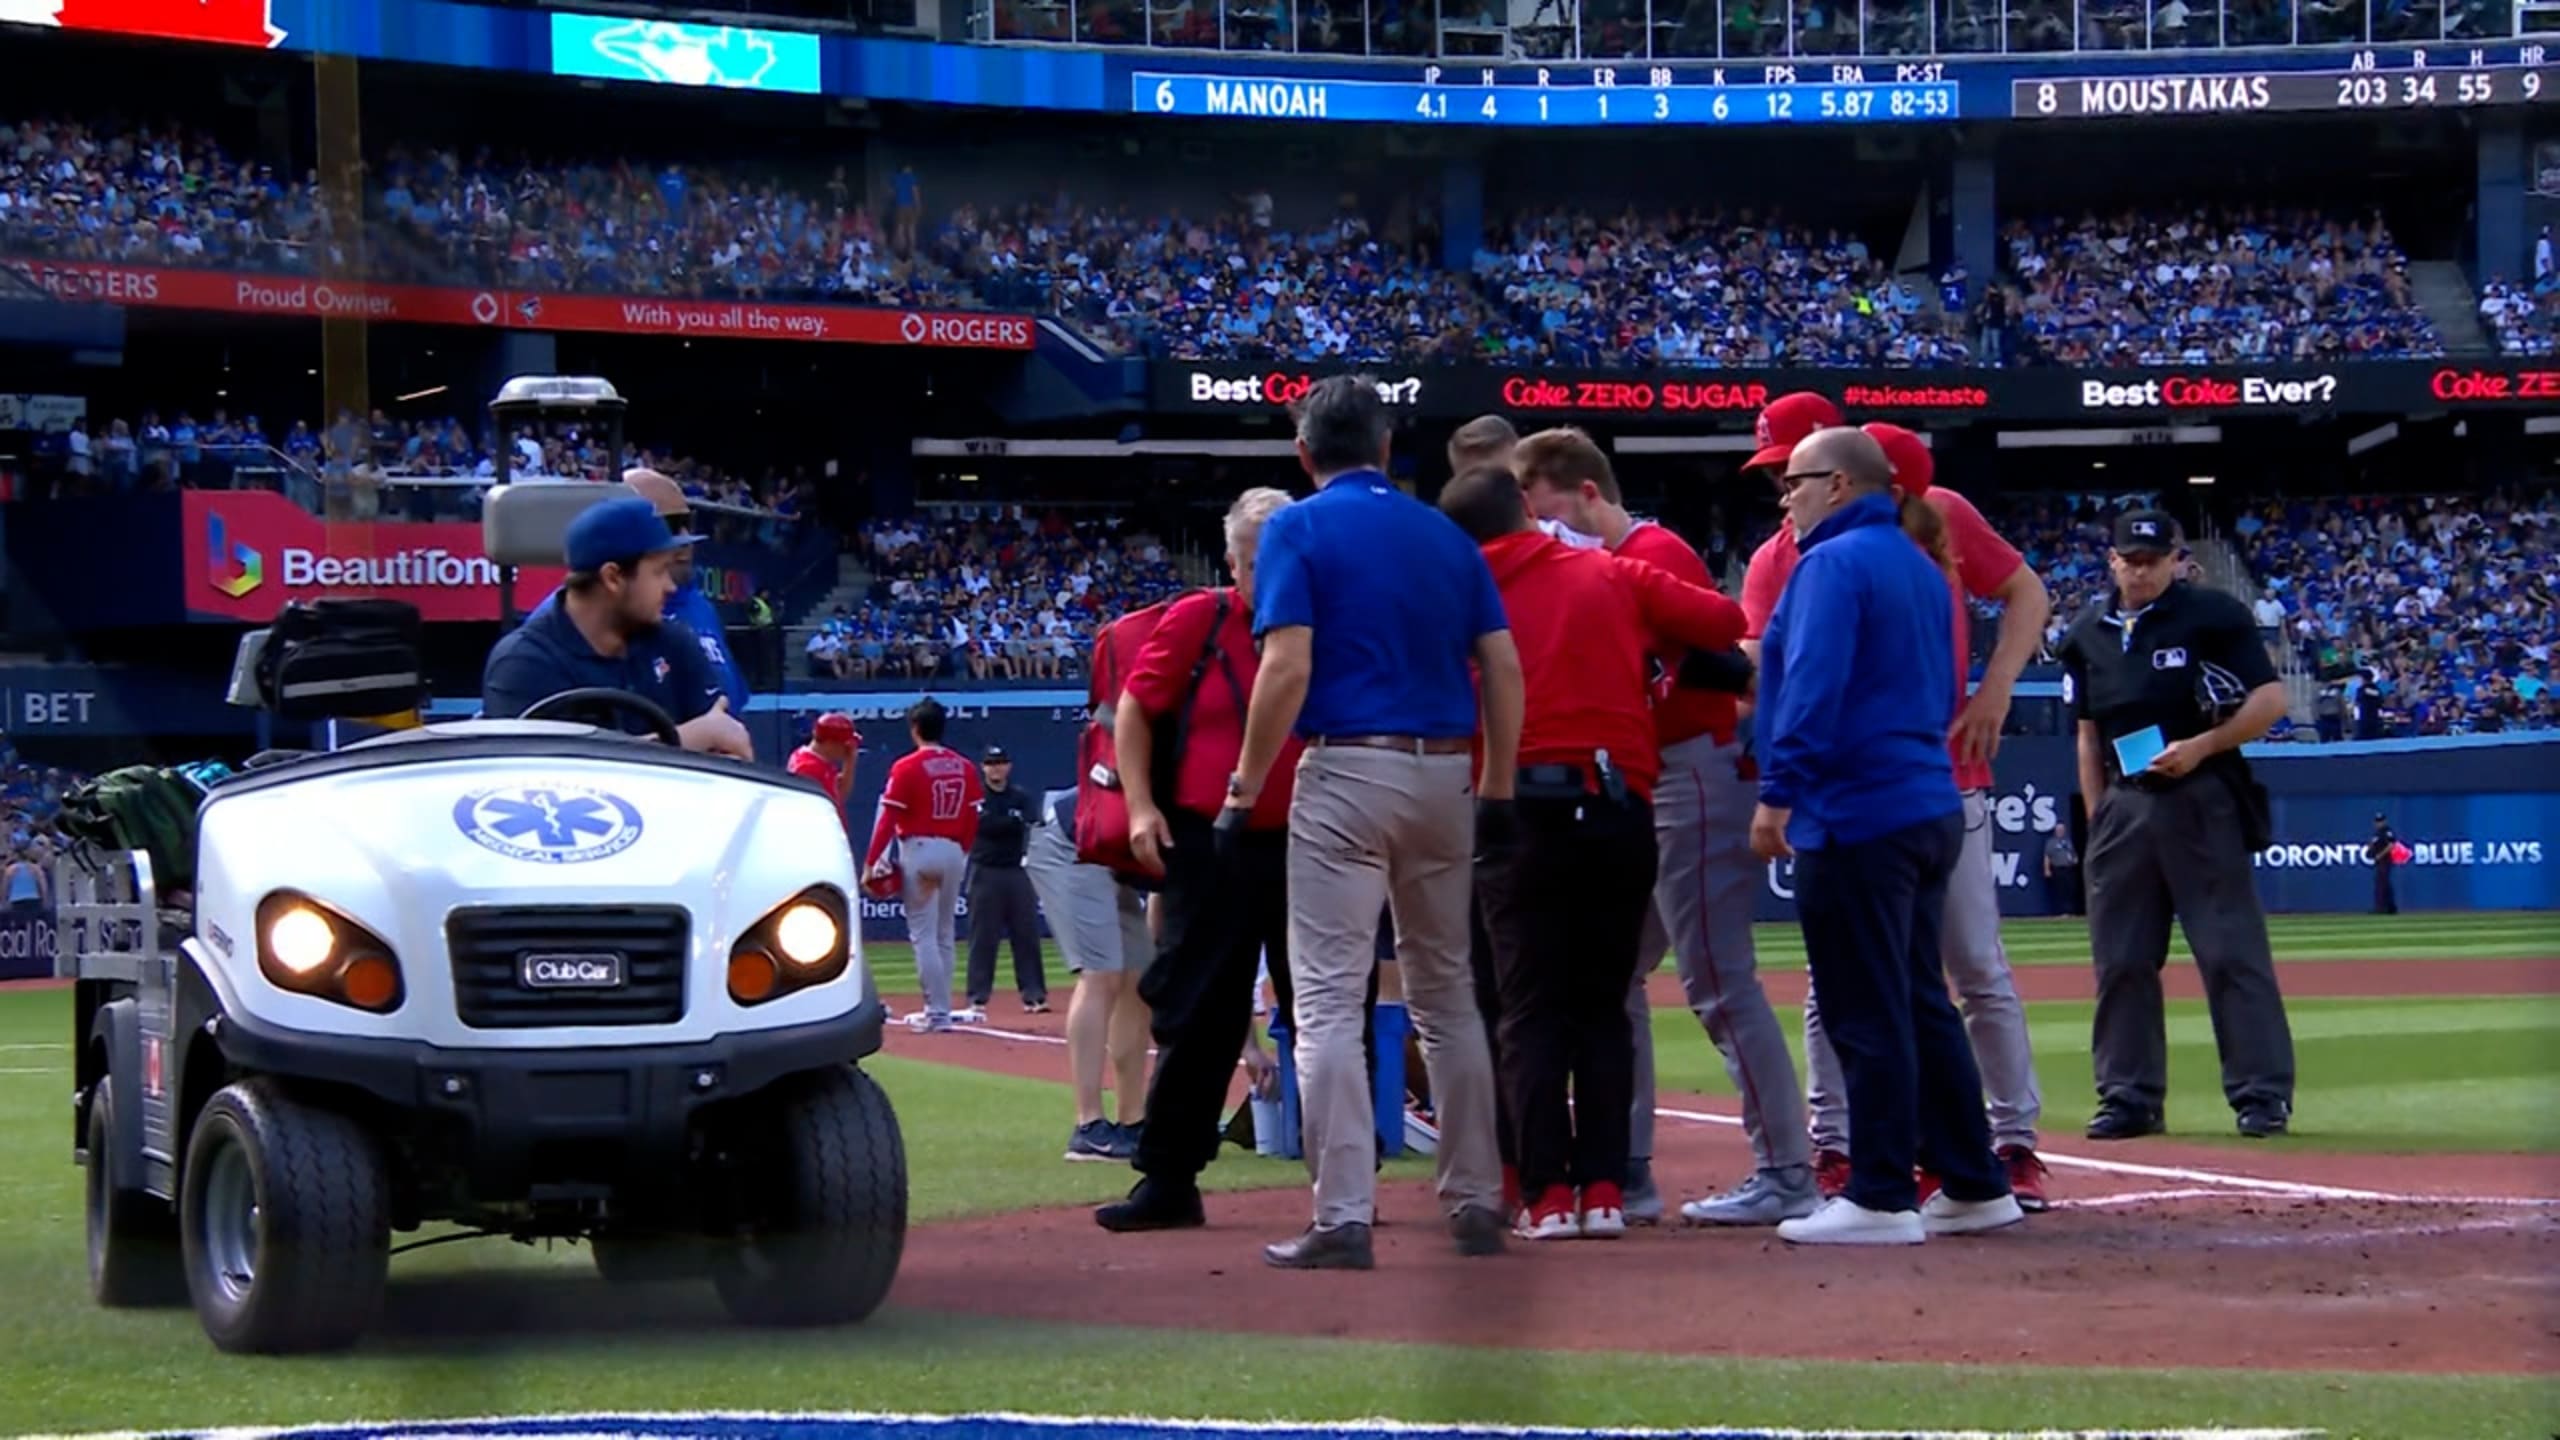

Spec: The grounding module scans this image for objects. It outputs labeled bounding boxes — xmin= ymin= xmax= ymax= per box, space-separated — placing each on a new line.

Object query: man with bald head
xmin=624 ymin=466 xmax=748 ymax=714
xmin=1749 ymin=426 xmax=2020 ymax=1247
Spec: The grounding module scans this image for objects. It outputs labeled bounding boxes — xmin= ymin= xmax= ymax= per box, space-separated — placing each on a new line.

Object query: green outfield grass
xmin=856 ymin=911 xmax=2560 ymax=1000
xmin=0 ymin=986 xmax=2553 ymax=1439
xmin=1645 ymin=992 xmax=2560 ymax=1154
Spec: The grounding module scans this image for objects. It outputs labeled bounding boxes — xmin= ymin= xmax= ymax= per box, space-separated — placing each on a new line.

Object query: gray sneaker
xmin=1622 ymin=1159 xmax=1665 ymax=1226
xmin=1680 ymin=1166 xmax=1819 ymax=1226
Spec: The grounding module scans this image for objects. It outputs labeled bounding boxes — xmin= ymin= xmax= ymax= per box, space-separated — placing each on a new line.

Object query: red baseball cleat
xmin=1813 ymin=1148 xmax=1851 ymax=1199
xmin=2000 ymin=1145 xmax=2051 ymax=1212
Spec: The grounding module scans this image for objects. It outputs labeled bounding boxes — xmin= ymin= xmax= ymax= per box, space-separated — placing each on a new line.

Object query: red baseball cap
xmin=1861 ymin=422 xmax=1933 ymax=498
xmin=1745 ymin=392 xmax=1846 ymax=475
xmin=813 ymin=712 xmax=857 ymax=745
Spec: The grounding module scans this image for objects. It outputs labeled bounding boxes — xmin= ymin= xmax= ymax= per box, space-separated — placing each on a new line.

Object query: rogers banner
xmin=1 ymin=258 xmax=1036 ymax=351
xmin=1151 ymin=361 xmax=2560 ymax=422
xmin=182 ymin=490 xmax=567 ymax=624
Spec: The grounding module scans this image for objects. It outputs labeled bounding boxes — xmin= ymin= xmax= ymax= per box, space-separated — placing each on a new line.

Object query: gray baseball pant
xmin=900 ymin=835 xmax=969 ymax=1017
xmin=1804 ymin=787 xmax=2041 ymax=1153
xmin=1627 ymin=733 xmax=1809 ymax=1174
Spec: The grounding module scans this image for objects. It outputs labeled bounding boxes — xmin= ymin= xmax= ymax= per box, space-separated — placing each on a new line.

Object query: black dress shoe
xmin=1448 ymin=1203 xmax=1506 ymax=1257
xmin=1095 ymin=1177 xmax=1206 ymax=1232
xmin=1263 ymin=1222 xmax=1374 ymax=1270
xmin=2236 ymin=1104 xmax=2290 ymax=1139
xmin=2085 ymin=1105 xmax=2166 ymax=1141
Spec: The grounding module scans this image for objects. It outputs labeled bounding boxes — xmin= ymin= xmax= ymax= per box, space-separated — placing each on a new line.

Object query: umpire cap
xmin=2112 ymin=509 xmax=2183 ymax=557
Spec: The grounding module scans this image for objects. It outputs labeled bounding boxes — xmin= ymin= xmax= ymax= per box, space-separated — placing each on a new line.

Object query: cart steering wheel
xmin=519 ymin=687 xmax=684 ymax=748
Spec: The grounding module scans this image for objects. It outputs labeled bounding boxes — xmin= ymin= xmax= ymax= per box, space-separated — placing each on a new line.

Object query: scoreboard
xmin=1131 ymin=41 xmax=2558 ymax=128
xmin=1140 ymin=64 xmax=1958 ymax=127
xmin=2012 ymin=57 xmax=2560 ymax=117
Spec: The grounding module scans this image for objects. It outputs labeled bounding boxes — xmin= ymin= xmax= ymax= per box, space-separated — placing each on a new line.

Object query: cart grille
xmin=447 ymin=905 xmax=689 ymax=1029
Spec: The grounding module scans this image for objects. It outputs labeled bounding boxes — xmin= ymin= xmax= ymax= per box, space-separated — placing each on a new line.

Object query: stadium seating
xmin=0 ymin=114 xmax=2486 ymax=372
xmin=806 ymin=512 xmax=1189 ymax=681
xmin=2236 ymin=492 xmax=2558 ymax=737
xmin=1990 ymin=209 xmax=2445 ymax=366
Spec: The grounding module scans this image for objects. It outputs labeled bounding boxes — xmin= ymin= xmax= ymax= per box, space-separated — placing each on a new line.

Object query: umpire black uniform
xmin=965 ymin=746 xmax=1049 ymax=1012
xmin=2058 ymin=510 xmax=2297 ymax=1142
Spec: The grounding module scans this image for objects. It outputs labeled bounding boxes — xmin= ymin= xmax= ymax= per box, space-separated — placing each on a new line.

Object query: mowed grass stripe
xmin=1649 ymin=995 xmax=2560 ymax=1154
xmin=854 ymin=912 xmax=2557 ymax=995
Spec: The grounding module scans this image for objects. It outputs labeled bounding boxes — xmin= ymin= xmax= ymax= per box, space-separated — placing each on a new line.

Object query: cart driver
xmin=480 ymin=496 xmax=755 ymax=759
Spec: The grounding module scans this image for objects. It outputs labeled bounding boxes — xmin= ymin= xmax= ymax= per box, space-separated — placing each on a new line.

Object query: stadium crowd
xmin=33 ymin=397 xmax=808 ymax=541
xmin=804 ymin=511 xmax=1191 ymax=681
xmin=1989 ymin=208 xmax=2443 ymax=366
xmin=2238 ymin=489 xmax=2559 ymax=738
xmin=0 ymin=114 xmax=2470 ymax=372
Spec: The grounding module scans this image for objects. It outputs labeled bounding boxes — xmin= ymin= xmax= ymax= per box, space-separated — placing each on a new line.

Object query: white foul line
xmin=920 ymin=1024 xmax=2560 ymax=1210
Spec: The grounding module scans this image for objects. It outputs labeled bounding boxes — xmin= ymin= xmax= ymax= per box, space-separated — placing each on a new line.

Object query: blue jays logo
xmin=453 ymin=785 xmax=644 ymax=865
xmin=654 ymin=655 xmax=673 ymax=684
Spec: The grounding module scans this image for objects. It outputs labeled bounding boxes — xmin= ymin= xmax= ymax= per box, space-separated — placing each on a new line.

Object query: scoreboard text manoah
xmin=1132 ymin=42 xmax=2558 ymax=129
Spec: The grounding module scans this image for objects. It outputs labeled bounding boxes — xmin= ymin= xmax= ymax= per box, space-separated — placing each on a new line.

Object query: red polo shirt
xmin=1614 ymin=519 xmax=1740 ymax=747
xmin=1122 ymin=586 xmax=1301 ymax=829
xmin=1480 ymin=530 xmax=1747 ymax=802
xmin=1738 ymin=487 xmax=2026 ymax=792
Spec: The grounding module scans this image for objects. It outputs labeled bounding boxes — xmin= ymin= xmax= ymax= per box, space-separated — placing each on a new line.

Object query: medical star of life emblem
xmin=453 ymin=784 xmax=645 ymax=865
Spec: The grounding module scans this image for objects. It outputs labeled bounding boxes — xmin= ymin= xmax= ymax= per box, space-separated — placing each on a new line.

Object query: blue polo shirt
xmin=481 ymin=591 xmax=726 ymax=734
xmin=1251 ymin=468 xmax=1507 ymax=739
xmin=664 ymin=579 xmax=749 ymax=713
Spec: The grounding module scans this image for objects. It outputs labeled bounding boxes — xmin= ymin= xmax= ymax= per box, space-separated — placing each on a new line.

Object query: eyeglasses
xmin=1777 ymin=468 xmax=1842 ymax=491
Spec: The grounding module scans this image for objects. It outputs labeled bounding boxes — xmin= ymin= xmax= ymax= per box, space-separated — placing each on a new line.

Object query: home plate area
xmin=4 ymin=1412 xmax=2330 ymax=1440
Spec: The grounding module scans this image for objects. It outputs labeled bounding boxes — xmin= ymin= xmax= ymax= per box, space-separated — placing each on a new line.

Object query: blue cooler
xmin=1266 ymin=1000 xmax=1410 ymax=1160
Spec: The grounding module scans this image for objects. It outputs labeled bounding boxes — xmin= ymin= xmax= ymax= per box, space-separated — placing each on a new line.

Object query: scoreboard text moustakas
xmin=2012 ymin=49 xmax=2559 ymax=117
xmin=1136 ymin=69 xmax=1959 ymax=126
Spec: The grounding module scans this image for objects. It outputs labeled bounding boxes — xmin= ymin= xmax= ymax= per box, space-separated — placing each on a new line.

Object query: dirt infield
xmin=881 ymin=997 xmax=2560 ymax=1379
xmin=891 ymin=1183 xmax=2557 ymax=1375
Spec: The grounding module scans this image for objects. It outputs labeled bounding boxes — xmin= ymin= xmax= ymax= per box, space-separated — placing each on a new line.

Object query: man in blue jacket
xmin=1750 ymin=426 xmax=2020 ymax=1247
xmin=625 ymin=467 xmax=749 ymax=714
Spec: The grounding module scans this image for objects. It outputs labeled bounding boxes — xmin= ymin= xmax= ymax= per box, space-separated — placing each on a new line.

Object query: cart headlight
xmin=267 ymin=906 xmax=335 ymax=975
xmin=255 ymin=891 xmax=404 ymax=1013
xmin=775 ymin=903 xmax=839 ymax=967
xmin=730 ymin=885 xmax=851 ymax=1005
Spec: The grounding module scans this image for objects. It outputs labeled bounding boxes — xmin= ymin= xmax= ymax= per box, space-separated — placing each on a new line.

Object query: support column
xmin=313 ymin=54 xmax=369 ymax=524
xmin=2477 ymin=112 xmax=2525 ymax=286
xmin=1440 ymin=157 xmax=1485 ymax=275
xmin=1949 ymin=137 xmax=1997 ymax=299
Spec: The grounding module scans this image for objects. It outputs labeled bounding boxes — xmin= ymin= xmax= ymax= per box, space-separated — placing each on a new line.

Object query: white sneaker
xmin=1922 ymin=1191 xmax=2026 ymax=1236
xmin=951 ymin=1006 xmax=988 ymax=1025
xmin=1776 ymin=1196 xmax=1926 ymax=1246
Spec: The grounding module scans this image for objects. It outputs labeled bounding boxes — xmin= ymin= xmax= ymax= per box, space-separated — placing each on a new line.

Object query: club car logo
xmin=453 ymin=784 xmax=645 ymax=864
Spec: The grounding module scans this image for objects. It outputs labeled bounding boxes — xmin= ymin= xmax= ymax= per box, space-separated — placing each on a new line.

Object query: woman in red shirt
xmin=1092 ymin=487 xmax=1303 ymax=1233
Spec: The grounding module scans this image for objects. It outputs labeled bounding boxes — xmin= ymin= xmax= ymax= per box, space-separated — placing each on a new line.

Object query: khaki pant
xmin=1286 ymin=743 xmax=1500 ymax=1227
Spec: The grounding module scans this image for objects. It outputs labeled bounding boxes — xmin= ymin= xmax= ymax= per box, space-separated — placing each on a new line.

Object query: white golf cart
xmin=62 ymin=435 xmax=904 ymax=1355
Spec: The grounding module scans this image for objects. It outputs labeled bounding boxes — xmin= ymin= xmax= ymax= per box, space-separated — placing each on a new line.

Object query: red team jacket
xmin=1477 ymin=530 xmax=1748 ymax=803
xmin=864 ymin=745 xmax=983 ymax=870
xmin=787 ymin=744 xmax=847 ymax=804
xmin=1614 ymin=519 xmax=1741 ymax=748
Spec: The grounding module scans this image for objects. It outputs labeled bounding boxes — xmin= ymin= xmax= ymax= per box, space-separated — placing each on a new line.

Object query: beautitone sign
xmin=180 ymin=490 xmax=567 ymax=624
xmin=1150 ymin=361 xmax=2560 ymax=422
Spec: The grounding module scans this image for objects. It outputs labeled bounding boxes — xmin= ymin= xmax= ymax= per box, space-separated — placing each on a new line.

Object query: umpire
xmin=2058 ymin=509 xmax=2297 ymax=1142
xmin=965 ymin=745 xmax=1049 ymax=1015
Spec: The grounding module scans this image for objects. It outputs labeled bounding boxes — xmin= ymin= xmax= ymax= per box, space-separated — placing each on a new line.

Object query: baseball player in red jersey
xmin=788 ymin=711 xmax=859 ymax=811
xmin=1512 ymin=427 xmax=1814 ymax=1227
xmin=865 ymin=697 xmax=983 ymax=1033
xmin=1738 ymin=410 xmax=2054 ymax=1211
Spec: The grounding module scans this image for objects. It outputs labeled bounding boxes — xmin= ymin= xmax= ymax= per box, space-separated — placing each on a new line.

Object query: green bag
xmin=59 ymin=761 xmax=233 ymax=895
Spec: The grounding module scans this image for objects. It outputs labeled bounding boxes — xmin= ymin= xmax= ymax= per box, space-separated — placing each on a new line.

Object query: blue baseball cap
xmin=565 ymin=495 xmax=699 ymax=574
